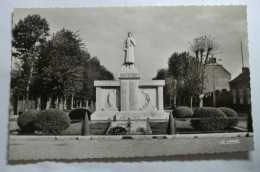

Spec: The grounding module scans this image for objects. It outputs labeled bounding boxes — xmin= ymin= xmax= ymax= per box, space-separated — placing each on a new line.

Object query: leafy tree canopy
xmin=12 ymin=14 xmax=50 ymax=59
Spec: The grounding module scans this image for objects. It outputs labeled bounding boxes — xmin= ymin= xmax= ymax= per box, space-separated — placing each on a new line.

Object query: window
xmin=247 ymin=88 xmax=251 ymax=104
xmin=239 ymin=88 xmax=244 ymax=104
xmin=232 ymin=89 xmax=236 ymax=104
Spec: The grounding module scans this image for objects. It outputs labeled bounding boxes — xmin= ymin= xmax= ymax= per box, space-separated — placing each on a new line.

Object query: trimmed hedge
xmin=191 ymin=107 xmax=228 ymax=131
xmin=17 ymin=110 xmax=39 ymax=132
xmin=68 ymin=108 xmax=92 ymax=122
xmin=218 ymin=107 xmax=238 ymax=128
xmin=174 ymin=106 xmax=193 ymax=118
xmin=34 ymin=108 xmax=71 ymax=134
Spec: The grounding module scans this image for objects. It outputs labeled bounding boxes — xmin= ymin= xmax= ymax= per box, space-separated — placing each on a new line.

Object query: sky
xmin=13 ymin=6 xmax=249 ymax=80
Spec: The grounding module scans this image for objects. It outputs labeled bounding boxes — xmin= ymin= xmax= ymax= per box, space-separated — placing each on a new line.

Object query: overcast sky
xmin=13 ymin=6 xmax=249 ymax=80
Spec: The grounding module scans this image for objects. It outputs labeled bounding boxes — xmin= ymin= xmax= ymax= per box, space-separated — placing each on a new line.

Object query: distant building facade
xmin=203 ymin=58 xmax=232 ymax=107
xmin=229 ymin=67 xmax=251 ymax=107
xmin=204 ymin=58 xmax=231 ymax=93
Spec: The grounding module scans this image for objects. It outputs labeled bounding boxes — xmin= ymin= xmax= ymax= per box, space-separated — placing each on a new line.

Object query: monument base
xmin=117 ymin=111 xmax=169 ymax=119
xmin=91 ymin=111 xmax=119 ymax=120
xmin=91 ymin=110 xmax=169 ymax=120
xmin=118 ymin=65 xmax=141 ymax=79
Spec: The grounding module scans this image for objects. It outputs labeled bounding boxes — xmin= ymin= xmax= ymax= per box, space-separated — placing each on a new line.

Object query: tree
xmin=167 ymin=52 xmax=190 ymax=106
xmin=10 ymin=61 xmax=27 ymax=96
xmin=153 ymin=68 xmax=183 ymax=108
xmin=12 ymin=14 xmax=50 ymax=110
xmin=153 ymin=68 xmax=168 ymax=80
xmin=168 ymin=52 xmax=191 ymax=79
xmin=81 ymin=56 xmax=114 ymax=101
xmin=189 ymin=36 xmax=219 ymax=107
xmin=165 ymin=75 xmax=178 ymax=108
xmin=39 ymin=29 xmax=87 ymax=109
xmin=183 ymin=58 xmax=203 ymax=108
xmin=190 ymin=36 xmax=218 ymax=66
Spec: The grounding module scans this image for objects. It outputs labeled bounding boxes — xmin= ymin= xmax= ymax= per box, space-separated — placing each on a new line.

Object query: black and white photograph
xmin=8 ymin=6 xmax=254 ymax=160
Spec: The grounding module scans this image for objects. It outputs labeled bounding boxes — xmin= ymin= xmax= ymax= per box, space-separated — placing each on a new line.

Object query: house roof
xmin=205 ymin=64 xmax=231 ymax=76
xmin=229 ymin=67 xmax=250 ymax=85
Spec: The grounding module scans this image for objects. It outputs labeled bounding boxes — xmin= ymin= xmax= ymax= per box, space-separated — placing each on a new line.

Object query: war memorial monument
xmin=92 ymin=32 xmax=168 ymax=121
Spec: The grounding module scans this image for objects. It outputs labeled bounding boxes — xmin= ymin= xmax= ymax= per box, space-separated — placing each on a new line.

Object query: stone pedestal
xmin=120 ymin=80 xmax=129 ymax=111
xmin=118 ymin=65 xmax=141 ymax=79
xmin=91 ymin=65 xmax=168 ymax=120
xmin=129 ymin=80 xmax=139 ymax=110
xmin=119 ymin=65 xmax=140 ymax=111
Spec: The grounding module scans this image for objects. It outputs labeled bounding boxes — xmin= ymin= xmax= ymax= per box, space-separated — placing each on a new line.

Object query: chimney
xmin=242 ymin=67 xmax=249 ymax=73
xmin=208 ymin=57 xmax=216 ymax=64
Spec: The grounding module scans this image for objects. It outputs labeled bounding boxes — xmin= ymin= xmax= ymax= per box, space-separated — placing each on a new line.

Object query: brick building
xmin=229 ymin=67 xmax=251 ymax=108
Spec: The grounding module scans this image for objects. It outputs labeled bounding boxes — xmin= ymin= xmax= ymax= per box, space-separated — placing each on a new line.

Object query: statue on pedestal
xmin=123 ymin=32 xmax=136 ymax=67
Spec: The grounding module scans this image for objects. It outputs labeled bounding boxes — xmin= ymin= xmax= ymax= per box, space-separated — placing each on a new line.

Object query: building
xmin=229 ymin=67 xmax=251 ymax=107
xmin=203 ymin=58 xmax=232 ymax=107
xmin=204 ymin=58 xmax=231 ymax=93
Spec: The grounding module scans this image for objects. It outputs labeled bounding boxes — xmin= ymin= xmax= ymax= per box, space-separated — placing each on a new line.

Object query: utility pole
xmin=213 ymin=74 xmax=216 ymax=107
xmin=240 ymin=41 xmax=244 ymax=68
xmin=211 ymin=55 xmax=216 ymax=107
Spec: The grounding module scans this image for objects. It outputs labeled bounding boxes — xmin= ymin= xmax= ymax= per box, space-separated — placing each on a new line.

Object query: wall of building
xmin=229 ymin=68 xmax=251 ymax=110
xmin=204 ymin=65 xmax=231 ymax=92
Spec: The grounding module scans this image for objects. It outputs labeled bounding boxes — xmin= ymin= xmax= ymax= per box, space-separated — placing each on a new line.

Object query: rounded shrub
xmin=218 ymin=107 xmax=238 ymax=128
xmin=191 ymin=107 xmax=228 ymax=131
xmin=17 ymin=110 xmax=39 ymax=132
xmin=174 ymin=106 xmax=193 ymax=118
xmin=34 ymin=108 xmax=71 ymax=134
xmin=68 ymin=108 xmax=92 ymax=123
xmin=107 ymin=126 xmax=127 ymax=135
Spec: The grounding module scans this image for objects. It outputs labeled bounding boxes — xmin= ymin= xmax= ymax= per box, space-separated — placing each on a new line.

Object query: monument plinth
xmin=118 ymin=65 xmax=140 ymax=79
xmin=91 ymin=32 xmax=168 ymax=120
xmin=118 ymin=65 xmax=140 ymax=111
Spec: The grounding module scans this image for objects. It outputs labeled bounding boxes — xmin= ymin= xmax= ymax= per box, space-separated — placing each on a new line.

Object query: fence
xmin=89 ymin=118 xmax=168 ymax=135
xmin=69 ymin=112 xmax=252 ymax=136
xmin=70 ymin=118 xmax=168 ymax=135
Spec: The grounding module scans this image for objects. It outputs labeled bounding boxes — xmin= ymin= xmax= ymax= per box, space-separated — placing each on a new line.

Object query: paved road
xmin=9 ymin=134 xmax=253 ymax=160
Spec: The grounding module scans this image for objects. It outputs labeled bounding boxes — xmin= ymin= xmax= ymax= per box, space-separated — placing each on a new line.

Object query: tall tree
xmin=153 ymin=68 xmax=168 ymax=80
xmin=81 ymin=57 xmax=114 ymax=101
xmin=189 ymin=36 xmax=219 ymax=107
xmin=40 ymin=29 xmax=87 ymax=108
xmin=165 ymin=75 xmax=178 ymax=108
xmin=10 ymin=61 xmax=27 ymax=96
xmin=12 ymin=14 xmax=50 ymax=110
xmin=167 ymin=52 xmax=190 ymax=106
xmin=168 ymin=52 xmax=191 ymax=79
xmin=183 ymin=58 xmax=203 ymax=108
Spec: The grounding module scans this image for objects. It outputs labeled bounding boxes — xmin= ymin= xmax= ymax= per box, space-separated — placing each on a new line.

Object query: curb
xmin=9 ymin=132 xmax=253 ymax=141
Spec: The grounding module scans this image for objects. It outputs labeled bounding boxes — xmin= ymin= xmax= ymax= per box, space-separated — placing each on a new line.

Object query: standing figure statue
xmin=123 ymin=32 xmax=136 ymax=67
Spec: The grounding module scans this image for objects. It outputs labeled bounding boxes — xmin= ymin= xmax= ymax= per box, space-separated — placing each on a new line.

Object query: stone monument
xmin=123 ymin=32 xmax=136 ymax=66
xmin=91 ymin=32 xmax=168 ymax=120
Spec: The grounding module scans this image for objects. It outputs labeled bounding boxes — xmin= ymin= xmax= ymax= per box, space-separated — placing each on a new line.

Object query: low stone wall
xmin=9 ymin=115 xmax=19 ymax=132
